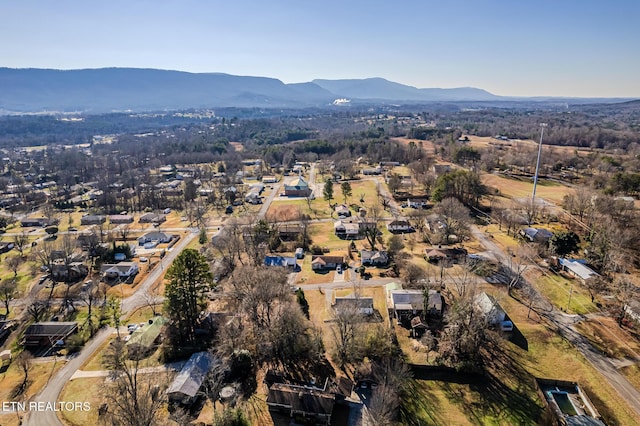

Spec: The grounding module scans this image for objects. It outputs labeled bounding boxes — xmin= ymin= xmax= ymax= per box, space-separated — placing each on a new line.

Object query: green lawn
xmin=533 ymin=272 xmax=597 ymax=315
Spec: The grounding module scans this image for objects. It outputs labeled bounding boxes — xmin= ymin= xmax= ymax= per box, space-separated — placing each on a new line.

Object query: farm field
xmin=482 ymin=173 xmax=574 ymax=204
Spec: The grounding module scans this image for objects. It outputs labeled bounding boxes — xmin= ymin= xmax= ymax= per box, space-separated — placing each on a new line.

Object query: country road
xmin=23 ymin=230 xmax=199 ymax=426
xmin=471 ymin=225 xmax=640 ymax=418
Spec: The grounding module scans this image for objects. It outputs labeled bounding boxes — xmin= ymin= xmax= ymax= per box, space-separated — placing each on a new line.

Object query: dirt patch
xmin=229 ymin=142 xmax=244 ymax=152
xmin=266 ymin=203 xmax=304 ymax=222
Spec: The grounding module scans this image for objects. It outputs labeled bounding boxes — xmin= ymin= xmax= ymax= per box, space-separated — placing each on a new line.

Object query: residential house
xmin=23 ymin=322 xmax=78 ymax=349
xmin=520 ymin=227 xmax=553 ymax=243
xmin=248 ymin=183 xmax=265 ymax=194
xmin=334 ymin=293 xmax=374 ymax=315
xmin=139 ymin=213 xmax=167 ymax=224
xmin=335 ymin=204 xmax=350 ymax=218
xmin=262 ymin=175 xmax=278 ymax=184
xmin=360 ymin=250 xmax=389 ymax=267
xmin=425 ymin=247 xmax=468 ymax=264
xmin=264 ymin=255 xmax=298 ymax=270
xmin=101 ymin=262 xmax=139 ymax=281
xmin=474 ymin=292 xmax=511 ymax=329
xmin=51 ymin=262 xmax=88 ymax=282
xmin=284 ymin=177 xmax=311 ymax=197
xmin=557 ymin=258 xmax=599 ymax=284
xmin=334 ymin=220 xmax=360 ymax=239
xmin=245 ymin=191 xmax=261 ymax=204
xmin=311 ymin=255 xmax=344 ymax=271
xmin=20 ymin=217 xmax=52 ymax=227
xmin=127 ymin=317 xmax=166 ymax=358
xmin=80 ymin=215 xmax=106 ymax=226
xmin=166 ymin=352 xmax=220 ymax=405
xmin=362 ymin=166 xmax=382 ymax=175
xmin=137 ymin=231 xmax=173 ymax=246
xmin=266 ymin=383 xmax=335 ymax=426
xmin=277 ymin=223 xmax=303 ymax=241
xmin=109 ymin=214 xmax=134 ymax=224
xmin=387 ymin=289 xmax=425 ymax=324
xmin=387 ymin=220 xmax=413 ymax=233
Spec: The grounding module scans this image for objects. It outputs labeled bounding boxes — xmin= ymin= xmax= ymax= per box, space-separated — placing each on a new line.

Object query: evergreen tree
xmin=164 ymin=249 xmax=213 ymax=345
xmin=323 ymin=179 xmax=334 ymax=206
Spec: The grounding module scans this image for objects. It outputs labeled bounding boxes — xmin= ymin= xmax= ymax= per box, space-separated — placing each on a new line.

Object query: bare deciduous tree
xmin=433 ymin=197 xmax=470 ymax=244
xmin=0 ymin=279 xmax=17 ymax=316
xmin=13 ymin=232 xmax=29 ymax=257
xmin=102 ymin=338 xmax=166 ymax=426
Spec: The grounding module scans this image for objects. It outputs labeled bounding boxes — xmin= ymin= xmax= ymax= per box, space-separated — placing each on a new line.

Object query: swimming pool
xmin=548 ymin=390 xmax=578 ymax=416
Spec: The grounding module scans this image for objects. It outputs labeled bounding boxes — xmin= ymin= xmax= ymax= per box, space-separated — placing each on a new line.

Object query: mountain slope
xmin=312 ymin=77 xmax=500 ymax=101
xmin=0 ymin=67 xmax=503 ymax=112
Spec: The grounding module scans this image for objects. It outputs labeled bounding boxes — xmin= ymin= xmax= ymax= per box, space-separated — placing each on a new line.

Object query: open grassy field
xmin=530 ymin=270 xmax=598 ymax=315
xmin=482 ymin=173 xmax=574 ymax=204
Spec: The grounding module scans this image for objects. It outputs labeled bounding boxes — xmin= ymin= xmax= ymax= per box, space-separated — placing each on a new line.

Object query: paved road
xmin=471 ymin=224 xmax=640 ymax=418
xmin=24 ymin=230 xmax=198 ymax=426
xmin=26 ymin=173 xmax=285 ymax=425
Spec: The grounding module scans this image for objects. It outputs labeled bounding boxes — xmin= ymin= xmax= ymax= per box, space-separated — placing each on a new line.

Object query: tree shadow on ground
xmin=400 ymin=379 xmax=444 ymax=426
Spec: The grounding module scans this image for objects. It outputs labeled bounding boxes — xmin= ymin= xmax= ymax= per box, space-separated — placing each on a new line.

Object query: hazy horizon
xmin=2 ymin=1 xmax=639 ymax=98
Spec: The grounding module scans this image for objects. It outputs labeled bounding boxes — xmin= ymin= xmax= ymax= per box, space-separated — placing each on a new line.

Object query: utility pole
xmin=531 ymin=123 xmax=548 ymax=202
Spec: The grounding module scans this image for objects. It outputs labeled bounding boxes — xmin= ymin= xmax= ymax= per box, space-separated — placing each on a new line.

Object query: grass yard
xmin=59 ymin=377 xmax=104 ymax=426
xmin=575 ymin=316 xmax=640 ymax=360
xmin=296 ymin=257 xmax=336 ymax=285
xmin=498 ymin=291 xmax=640 ymax=425
xmin=482 ymin=173 xmax=574 ymax=204
xmin=531 ymin=271 xmax=597 ymax=315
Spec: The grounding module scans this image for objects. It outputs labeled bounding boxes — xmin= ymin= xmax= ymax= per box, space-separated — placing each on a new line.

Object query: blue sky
xmin=1 ymin=1 xmax=639 ymax=97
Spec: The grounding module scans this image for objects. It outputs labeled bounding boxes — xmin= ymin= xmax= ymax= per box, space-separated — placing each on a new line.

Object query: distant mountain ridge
xmin=0 ymin=67 xmax=632 ymax=113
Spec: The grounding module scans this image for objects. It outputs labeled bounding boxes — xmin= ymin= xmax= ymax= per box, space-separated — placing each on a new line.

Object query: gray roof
xmin=166 ymin=352 xmax=215 ymax=398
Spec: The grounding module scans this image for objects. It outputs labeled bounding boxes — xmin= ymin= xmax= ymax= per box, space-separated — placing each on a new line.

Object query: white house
xmin=101 ymin=262 xmax=139 ymax=280
xmin=387 ymin=220 xmax=412 ymax=233
xmin=474 ymin=292 xmax=511 ymax=329
xmin=334 ymin=220 xmax=360 ymax=238
xmin=360 ymin=250 xmax=389 ymax=266
xmin=138 ymin=232 xmax=173 ymax=245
